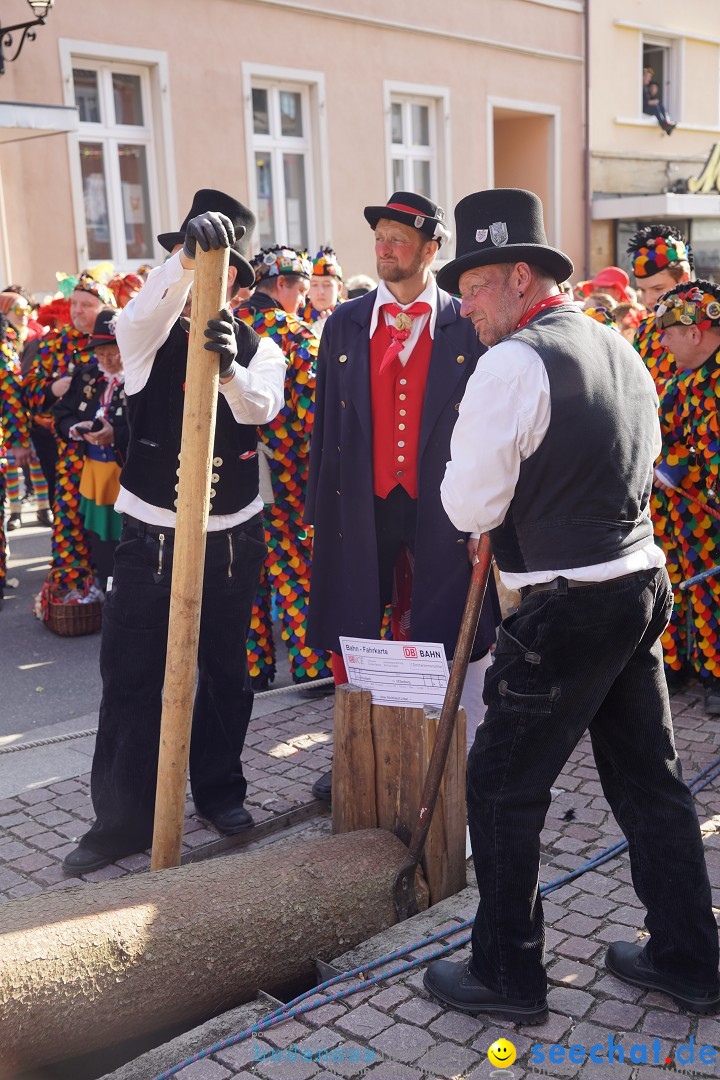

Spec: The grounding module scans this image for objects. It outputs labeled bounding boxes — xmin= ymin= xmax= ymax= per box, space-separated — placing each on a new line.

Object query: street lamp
xmin=0 ymin=1 xmax=55 ymax=76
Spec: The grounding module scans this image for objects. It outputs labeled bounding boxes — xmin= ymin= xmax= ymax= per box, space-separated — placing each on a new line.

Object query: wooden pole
xmin=151 ymin=245 xmax=229 ymax=870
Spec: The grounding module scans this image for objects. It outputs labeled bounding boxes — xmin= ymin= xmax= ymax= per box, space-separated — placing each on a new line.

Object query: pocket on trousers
xmin=498 ymin=678 xmax=560 ymax=716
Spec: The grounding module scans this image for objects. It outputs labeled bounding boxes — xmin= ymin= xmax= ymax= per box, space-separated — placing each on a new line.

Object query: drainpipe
xmin=583 ymin=0 xmax=592 ymax=277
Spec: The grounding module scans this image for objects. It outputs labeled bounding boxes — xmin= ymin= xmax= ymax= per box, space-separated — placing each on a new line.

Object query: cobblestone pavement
xmin=2 ymin=682 xmax=720 ymax=1080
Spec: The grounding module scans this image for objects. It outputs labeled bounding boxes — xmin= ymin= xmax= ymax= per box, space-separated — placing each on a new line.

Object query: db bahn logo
xmin=403 ymin=646 xmax=418 ymax=658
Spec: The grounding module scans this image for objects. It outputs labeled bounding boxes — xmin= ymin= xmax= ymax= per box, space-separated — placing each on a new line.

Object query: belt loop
xmin=557 ymin=576 xmax=569 ymax=594
xmin=137 ymin=521 xmax=146 ymax=539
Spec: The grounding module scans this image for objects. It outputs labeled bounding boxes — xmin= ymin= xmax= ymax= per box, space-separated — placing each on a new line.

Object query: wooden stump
xmin=332 ymin=685 xmax=466 ymax=904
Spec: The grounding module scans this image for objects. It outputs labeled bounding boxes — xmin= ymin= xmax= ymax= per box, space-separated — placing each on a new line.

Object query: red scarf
xmin=379 ymin=301 xmax=431 ymax=373
xmin=517 ymin=294 xmax=569 ymax=330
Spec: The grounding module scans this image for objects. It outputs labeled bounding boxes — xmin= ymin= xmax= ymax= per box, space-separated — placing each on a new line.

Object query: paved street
xmin=0 ymin=661 xmax=718 ymax=1078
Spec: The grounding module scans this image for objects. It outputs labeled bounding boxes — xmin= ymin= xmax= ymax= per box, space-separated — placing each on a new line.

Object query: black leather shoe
xmin=6 ymin=513 xmax=21 ymax=531
xmin=606 ymin=941 xmax=720 ymax=1013
xmin=36 ymin=507 xmax=53 ymax=527
xmin=62 ymin=846 xmax=112 ymax=876
xmin=312 ymin=770 xmax=332 ymax=802
xmin=210 ymin=806 xmax=254 ymax=835
xmin=424 ymin=959 xmax=548 ymax=1023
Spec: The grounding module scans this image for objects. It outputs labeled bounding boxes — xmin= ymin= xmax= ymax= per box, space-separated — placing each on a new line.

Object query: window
xmin=251 ymin=83 xmax=314 ymax=251
xmin=71 ymin=62 xmax=158 ymax=266
xmin=642 ymin=38 xmax=677 ymax=120
xmin=389 ymin=95 xmax=437 ymax=199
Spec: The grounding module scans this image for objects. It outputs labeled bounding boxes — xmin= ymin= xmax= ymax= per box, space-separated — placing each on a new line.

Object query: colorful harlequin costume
xmin=236 ymin=246 xmax=331 ymax=686
xmin=583 ymin=306 xmax=618 ymax=329
xmin=24 ymin=275 xmax=117 ymax=591
xmin=629 ymin=226 xmax=696 ymax=678
xmin=301 ymin=248 xmax=344 ymax=333
xmin=0 ymin=328 xmax=31 ymax=601
xmin=653 ymin=283 xmax=720 ymax=691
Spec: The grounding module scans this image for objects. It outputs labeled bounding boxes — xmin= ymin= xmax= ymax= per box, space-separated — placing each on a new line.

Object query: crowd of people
xmin=1 ymin=184 xmax=719 ymax=1020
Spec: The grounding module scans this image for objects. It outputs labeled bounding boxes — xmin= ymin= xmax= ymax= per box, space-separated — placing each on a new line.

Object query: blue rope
xmin=153 ymin=753 xmax=720 ymax=1080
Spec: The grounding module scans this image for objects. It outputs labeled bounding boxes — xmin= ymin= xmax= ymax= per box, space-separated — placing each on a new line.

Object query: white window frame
xmin=383 ymin=82 xmax=451 ymax=254
xmin=640 ymin=33 xmax=683 ymax=124
xmin=486 ymin=97 xmax=562 ymax=248
xmin=59 ymin=39 xmax=177 ymax=272
xmin=243 ymin=63 xmax=330 ymax=253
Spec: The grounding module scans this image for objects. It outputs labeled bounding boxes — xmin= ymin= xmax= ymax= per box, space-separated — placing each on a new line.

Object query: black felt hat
xmin=88 ymin=308 xmax=119 ymax=350
xmin=436 ymin=189 xmax=573 ymax=294
xmin=157 ymin=188 xmax=256 ymax=288
xmin=363 ymin=191 xmax=450 ymax=245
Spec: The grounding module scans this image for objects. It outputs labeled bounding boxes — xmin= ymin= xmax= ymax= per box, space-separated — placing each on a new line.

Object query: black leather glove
xmin=183 ymin=212 xmax=238 ymax=260
xmin=204 ymin=310 xmax=262 ymax=378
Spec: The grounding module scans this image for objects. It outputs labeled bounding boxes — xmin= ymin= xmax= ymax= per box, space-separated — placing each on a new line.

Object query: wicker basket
xmin=41 ymin=576 xmax=103 ymax=637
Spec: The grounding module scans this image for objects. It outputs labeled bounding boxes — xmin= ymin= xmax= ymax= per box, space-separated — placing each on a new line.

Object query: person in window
xmin=235 ymin=247 xmax=332 ymax=691
xmin=643 ymin=67 xmax=676 ymax=134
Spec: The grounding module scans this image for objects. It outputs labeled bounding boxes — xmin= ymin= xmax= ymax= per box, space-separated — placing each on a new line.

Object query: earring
xmin=518 ymin=291 xmax=524 ymax=298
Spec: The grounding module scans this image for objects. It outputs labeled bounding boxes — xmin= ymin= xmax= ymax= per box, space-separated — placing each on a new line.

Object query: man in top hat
xmin=652 ymin=282 xmax=720 ymax=712
xmin=422 ymin=188 xmax=718 ymax=1021
xmin=24 ymin=275 xmax=117 ymax=593
xmin=235 ymin=246 xmax=330 ymax=689
xmin=62 ymin=190 xmax=287 ymax=875
xmin=628 ymin=226 xmax=697 ymax=689
xmin=302 ymin=248 xmax=344 ymax=335
xmin=305 ymin=191 xmax=500 ymax=801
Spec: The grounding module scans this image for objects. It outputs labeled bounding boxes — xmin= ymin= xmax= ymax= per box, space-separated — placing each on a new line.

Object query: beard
xmin=377 ymin=249 xmax=424 ymax=283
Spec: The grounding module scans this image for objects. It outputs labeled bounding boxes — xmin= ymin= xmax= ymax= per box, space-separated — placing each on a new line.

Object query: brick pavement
xmin=2 ymin=682 xmax=720 ymax=1079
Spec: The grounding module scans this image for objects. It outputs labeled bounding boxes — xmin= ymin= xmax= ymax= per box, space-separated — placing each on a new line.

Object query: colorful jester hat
xmin=253 ymin=246 xmax=312 ymax=285
xmin=655 ymin=280 xmax=720 ymax=331
xmin=583 ymin=306 xmax=618 ymax=330
xmin=311 ymin=247 xmax=343 ymax=280
xmin=627 ymin=225 xmax=693 ymax=279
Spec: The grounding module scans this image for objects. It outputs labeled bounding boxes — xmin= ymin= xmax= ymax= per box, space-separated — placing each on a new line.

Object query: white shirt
xmin=440 ymin=336 xmax=665 ymax=588
xmin=369 ymin=278 xmax=438 ymax=365
xmin=115 ymin=251 xmax=287 ymax=530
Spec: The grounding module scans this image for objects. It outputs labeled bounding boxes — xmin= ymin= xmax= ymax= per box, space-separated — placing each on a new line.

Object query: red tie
xmin=379 ymin=301 xmax=431 ymax=373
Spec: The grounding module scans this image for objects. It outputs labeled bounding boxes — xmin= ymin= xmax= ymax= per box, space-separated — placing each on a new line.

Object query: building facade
xmin=0 ymin=0 xmax=585 ymax=295
xmin=590 ymin=0 xmax=720 ymax=279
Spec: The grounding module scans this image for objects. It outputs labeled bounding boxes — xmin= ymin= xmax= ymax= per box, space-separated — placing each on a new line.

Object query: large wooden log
xmin=0 ymin=830 xmax=426 ymax=1078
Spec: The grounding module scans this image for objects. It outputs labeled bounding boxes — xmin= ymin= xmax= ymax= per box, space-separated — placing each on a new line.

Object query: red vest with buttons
xmin=369 ymin=317 xmax=433 ymax=499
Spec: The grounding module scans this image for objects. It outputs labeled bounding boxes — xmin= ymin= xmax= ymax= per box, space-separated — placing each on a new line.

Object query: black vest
xmin=121 ymin=320 xmax=259 ymax=515
xmin=490 ymin=307 xmax=656 ymax=573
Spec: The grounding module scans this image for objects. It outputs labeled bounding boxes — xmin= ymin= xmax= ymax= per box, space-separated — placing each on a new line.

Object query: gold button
xmin=173 ymin=499 xmax=178 ymax=508
xmin=454 ymin=403 xmax=460 ymax=412
xmin=457 ymin=538 xmax=464 ymax=544
xmin=398 ymin=455 xmax=405 ymax=462
xmin=340 ymin=400 xmax=346 ymax=408
xmin=399 ymin=409 xmax=406 ymax=416
xmin=338 ymin=354 xmax=348 ymax=363
xmin=398 ymin=423 xmax=406 ymax=430
xmin=176 ymin=467 xmax=181 ymax=475
xmin=211 ymin=472 xmax=220 ymax=483
xmin=213 ymin=456 xmax=223 ymax=467
xmin=456 ymin=355 xmax=465 ymax=364
xmin=399 ymin=378 xmax=407 ymax=385
xmin=174 ymin=483 xmax=179 ymax=492
xmin=210 ymin=488 xmax=217 ymax=498
xmin=336 ymin=489 xmax=341 ymax=495
xmin=396 ymin=470 xmax=403 ymax=477
xmin=399 ymin=394 xmax=406 ymax=401
xmin=398 ymin=441 xmax=405 ymax=447
xmin=339 ymin=531 xmax=343 ymax=539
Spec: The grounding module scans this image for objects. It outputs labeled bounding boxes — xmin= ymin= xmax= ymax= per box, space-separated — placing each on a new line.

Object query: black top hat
xmin=157 ymin=188 xmax=256 ymax=288
xmin=436 ymin=189 xmax=573 ymax=294
xmin=363 ymin=191 xmax=450 ymax=245
xmin=88 ymin=308 xmax=119 ymax=351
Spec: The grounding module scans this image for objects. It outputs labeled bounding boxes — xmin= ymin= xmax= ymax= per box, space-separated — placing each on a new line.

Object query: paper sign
xmin=338 ymin=636 xmax=449 ymax=709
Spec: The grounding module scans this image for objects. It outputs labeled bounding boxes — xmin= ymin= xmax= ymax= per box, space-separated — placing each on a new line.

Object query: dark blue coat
xmin=304 ymin=286 xmax=499 ymax=660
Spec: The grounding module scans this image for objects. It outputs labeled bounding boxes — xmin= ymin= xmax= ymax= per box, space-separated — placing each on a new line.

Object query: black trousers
xmin=80 ymin=513 xmax=267 ymax=856
xmin=468 ymin=568 xmax=719 ymax=1001
xmin=374 ymin=485 xmax=418 ymax=608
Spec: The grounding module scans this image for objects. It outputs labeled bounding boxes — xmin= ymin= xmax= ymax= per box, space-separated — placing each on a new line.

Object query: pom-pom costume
xmin=652 ymin=284 xmax=720 ymax=684
xmin=23 ymin=275 xmax=117 ymax=591
xmin=236 ymin=247 xmax=331 ymax=686
xmin=629 ymin=227 xmax=696 ymax=676
xmin=0 ymin=334 xmax=31 ymax=597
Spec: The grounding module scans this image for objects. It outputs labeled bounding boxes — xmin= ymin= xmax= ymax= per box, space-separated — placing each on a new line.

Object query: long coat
xmin=305 ymin=286 xmax=499 ymax=660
